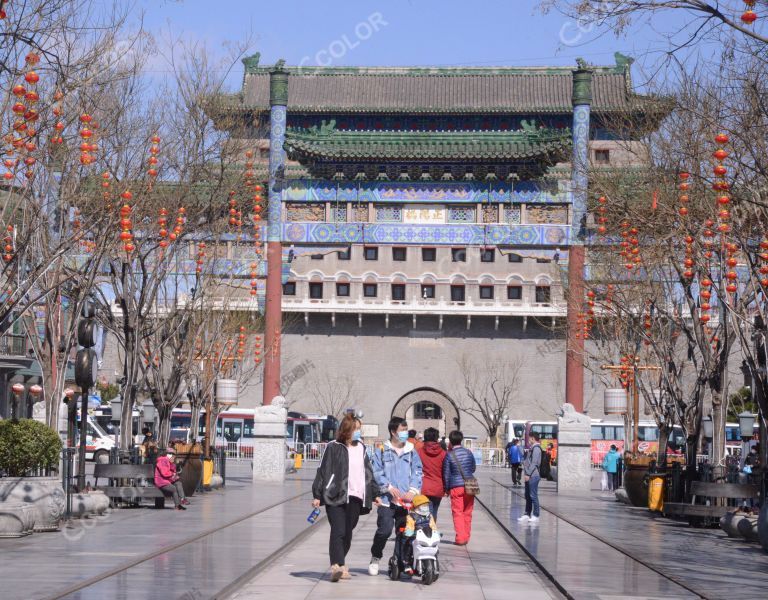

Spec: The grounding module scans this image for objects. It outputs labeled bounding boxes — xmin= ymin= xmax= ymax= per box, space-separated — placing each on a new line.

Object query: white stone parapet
xmin=556 ymin=403 xmax=592 ymax=493
xmin=251 ymin=397 xmax=288 ymax=483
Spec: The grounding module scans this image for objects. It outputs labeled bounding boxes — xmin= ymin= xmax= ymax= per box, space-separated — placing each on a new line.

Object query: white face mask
xmin=415 ymin=505 xmax=430 ymax=517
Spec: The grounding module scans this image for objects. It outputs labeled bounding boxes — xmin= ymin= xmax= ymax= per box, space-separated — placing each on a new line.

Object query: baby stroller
xmin=387 ymin=498 xmax=441 ymax=585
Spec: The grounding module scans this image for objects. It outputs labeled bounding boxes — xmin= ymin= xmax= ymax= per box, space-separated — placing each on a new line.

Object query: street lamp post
xmin=738 ymin=410 xmax=756 ymax=468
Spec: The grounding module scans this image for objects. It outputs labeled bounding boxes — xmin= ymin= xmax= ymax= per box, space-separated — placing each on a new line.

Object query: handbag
xmin=743 ymin=464 xmax=753 ymax=475
xmin=450 ymin=450 xmax=480 ymax=496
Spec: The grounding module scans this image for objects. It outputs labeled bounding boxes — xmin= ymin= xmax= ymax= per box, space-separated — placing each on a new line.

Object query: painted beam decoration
xmin=281 ymin=179 xmax=569 ymax=204
xmin=281 ymin=222 xmax=569 ymax=246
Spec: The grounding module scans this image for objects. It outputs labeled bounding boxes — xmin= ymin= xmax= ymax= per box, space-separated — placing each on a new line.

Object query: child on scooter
xmin=402 ymin=495 xmax=438 ymax=575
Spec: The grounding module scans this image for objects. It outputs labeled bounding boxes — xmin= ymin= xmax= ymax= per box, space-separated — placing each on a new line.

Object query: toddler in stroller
xmin=388 ymin=495 xmax=441 ymax=585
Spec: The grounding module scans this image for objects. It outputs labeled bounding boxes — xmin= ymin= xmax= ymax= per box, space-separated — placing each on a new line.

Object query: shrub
xmin=0 ymin=419 xmax=62 ymax=477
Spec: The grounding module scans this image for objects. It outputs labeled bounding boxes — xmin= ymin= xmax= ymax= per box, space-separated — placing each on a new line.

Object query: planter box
xmin=0 ymin=476 xmax=65 ymax=532
xmin=0 ymin=502 xmax=35 ymax=538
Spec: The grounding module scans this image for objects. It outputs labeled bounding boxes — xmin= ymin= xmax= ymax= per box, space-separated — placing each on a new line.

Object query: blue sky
xmin=138 ymin=0 xmax=701 ymax=90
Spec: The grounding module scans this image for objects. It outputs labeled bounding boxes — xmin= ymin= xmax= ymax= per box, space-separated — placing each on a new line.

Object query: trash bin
xmin=648 ymin=473 xmax=666 ymax=512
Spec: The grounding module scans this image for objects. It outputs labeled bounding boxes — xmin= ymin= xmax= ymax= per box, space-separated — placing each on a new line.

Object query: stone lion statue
xmin=559 ymin=402 xmax=590 ymax=426
xmin=255 ymin=396 xmax=288 ymax=420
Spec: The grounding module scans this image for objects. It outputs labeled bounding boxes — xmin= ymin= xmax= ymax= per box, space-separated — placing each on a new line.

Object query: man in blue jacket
xmin=369 ymin=416 xmax=423 ymax=576
xmin=508 ymin=439 xmax=523 ymax=486
xmin=602 ymin=444 xmax=621 ymax=491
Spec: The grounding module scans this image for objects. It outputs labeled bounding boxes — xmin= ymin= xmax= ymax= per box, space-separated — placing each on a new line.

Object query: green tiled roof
xmin=221 ymin=53 xmax=658 ymax=116
xmin=283 ymin=121 xmax=572 ymax=162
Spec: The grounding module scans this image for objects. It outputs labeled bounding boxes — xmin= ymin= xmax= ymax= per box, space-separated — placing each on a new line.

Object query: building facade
xmin=216 ymin=53 xmax=654 ymax=441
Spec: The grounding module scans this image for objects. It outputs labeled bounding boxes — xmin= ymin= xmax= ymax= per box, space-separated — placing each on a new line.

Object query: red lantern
xmin=715 ymin=133 xmax=729 ymax=145
xmin=742 ymin=10 xmax=758 ymax=24
xmin=12 ymin=85 xmax=25 ymax=97
xmin=24 ymin=71 xmax=40 ymax=84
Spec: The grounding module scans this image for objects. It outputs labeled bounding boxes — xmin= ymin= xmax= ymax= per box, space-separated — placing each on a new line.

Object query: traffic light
xmin=74 ymin=298 xmax=98 ymax=390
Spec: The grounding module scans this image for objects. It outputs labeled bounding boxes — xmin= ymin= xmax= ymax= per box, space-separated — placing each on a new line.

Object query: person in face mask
xmin=368 ymin=417 xmax=423 ymax=576
xmin=312 ymin=414 xmax=380 ymax=582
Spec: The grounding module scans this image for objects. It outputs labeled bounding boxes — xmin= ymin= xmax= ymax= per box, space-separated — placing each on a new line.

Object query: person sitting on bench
xmin=155 ymin=448 xmax=189 ymax=510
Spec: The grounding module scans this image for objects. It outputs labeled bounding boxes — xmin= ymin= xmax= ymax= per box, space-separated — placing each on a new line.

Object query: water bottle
xmin=307 ymin=507 xmax=321 ymax=524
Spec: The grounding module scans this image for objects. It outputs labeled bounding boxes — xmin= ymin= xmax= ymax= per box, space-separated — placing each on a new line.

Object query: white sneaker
xmin=368 ymin=557 xmax=379 ymax=576
xmin=528 ymin=516 xmax=540 ymax=524
xmin=517 ymin=514 xmax=530 ymax=522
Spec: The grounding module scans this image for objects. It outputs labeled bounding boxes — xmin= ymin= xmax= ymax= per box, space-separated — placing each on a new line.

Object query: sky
xmin=135 ymin=0 xmax=702 ymax=92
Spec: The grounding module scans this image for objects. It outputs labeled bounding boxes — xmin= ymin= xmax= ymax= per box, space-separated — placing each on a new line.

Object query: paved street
xmin=482 ymin=472 xmax=768 ymax=600
xmin=231 ymin=496 xmax=561 ymax=600
xmin=3 ymin=465 xmax=767 ymax=600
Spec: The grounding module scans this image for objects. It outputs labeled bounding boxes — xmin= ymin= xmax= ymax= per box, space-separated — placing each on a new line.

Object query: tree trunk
xmin=157 ymin=404 xmax=172 ymax=449
xmin=685 ymin=435 xmax=698 ymax=496
xmin=711 ymin=386 xmax=727 ymax=480
xmin=189 ymin=400 xmax=202 ymax=444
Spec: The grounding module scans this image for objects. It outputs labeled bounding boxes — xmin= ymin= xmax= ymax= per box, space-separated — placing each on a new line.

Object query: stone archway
xmin=391 ymin=387 xmax=460 ymax=438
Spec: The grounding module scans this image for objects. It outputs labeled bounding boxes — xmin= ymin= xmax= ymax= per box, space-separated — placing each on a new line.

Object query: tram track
xmin=485 ymin=477 xmax=708 ymax=600
xmin=47 ymin=490 xmax=322 ymax=600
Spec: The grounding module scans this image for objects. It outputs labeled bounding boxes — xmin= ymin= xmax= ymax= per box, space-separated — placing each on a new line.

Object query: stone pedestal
xmin=252 ymin=397 xmax=288 ymax=484
xmin=556 ymin=403 xmax=592 ymax=493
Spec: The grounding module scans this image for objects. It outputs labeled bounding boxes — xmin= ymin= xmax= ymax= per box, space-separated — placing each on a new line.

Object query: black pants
xmin=426 ymin=495 xmax=442 ymax=520
xmin=510 ymin=463 xmax=521 ymax=484
xmin=371 ymin=504 xmax=408 ymax=559
xmin=608 ymin=471 xmax=619 ymax=491
xmin=326 ymin=497 xmax=363 ymax=566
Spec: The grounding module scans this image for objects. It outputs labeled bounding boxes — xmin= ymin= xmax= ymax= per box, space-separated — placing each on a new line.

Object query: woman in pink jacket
xmin=155 ymin=448 xmax=189 ymax=510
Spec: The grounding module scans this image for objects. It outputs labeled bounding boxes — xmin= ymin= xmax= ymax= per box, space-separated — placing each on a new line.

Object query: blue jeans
xmin=524 ymin=474 xmax=540 ymax=517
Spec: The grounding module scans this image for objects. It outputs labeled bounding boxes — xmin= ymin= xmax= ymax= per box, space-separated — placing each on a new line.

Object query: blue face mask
xmin=352 ymin=430 xmax=362 ymax=442
xmin=398 ymin=430 xmax=409 ymax=443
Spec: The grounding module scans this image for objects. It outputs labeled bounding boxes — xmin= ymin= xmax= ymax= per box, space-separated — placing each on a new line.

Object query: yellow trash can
xmin=203 ymin=458 xmax=214 ymax=487
xmin=294 ymin=452 xmax=303 ymax=470
xmin=648 ymin=474 xmax=665 ymax=512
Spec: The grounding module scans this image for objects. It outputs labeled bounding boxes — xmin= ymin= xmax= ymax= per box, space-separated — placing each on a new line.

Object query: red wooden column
xmin=262 ymin=64 xmax=288 ymax=405
xmin=565 ymin=64 xmax=593 ymax=413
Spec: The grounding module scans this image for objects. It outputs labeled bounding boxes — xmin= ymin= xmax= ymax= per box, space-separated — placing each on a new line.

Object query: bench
xmin=664 ymin=481 xmax=758 ymax=524
xmin=94 ymin=464 xmax=166 ymax=508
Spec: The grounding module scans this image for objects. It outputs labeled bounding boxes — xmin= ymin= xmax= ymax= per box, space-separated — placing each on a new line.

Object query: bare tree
xmin=301 ymin=372 xmax=356 ymax=421
xmin=540 ymin=1 xmax=768 ymax=46
xmin=456 ymin=353 xmax=525 ymax=445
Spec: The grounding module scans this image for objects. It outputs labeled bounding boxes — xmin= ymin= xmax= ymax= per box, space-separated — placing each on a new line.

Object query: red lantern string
xmin=147 ymin=134 xmax=160 ymax=183
xmin=196 ymin=241 xmax=206 ymax=274
xmin=158 ymin=208 xmax=169 ymax=249
xmin=595 ymin=196 xmax=608 ymax=236
xmin=119 ymin=192 xmax=134 ymax=253
xmin=3 ymin=224 xmax=14 ymax=262
xmin=712 ymin=133 xmax=738 ymax=296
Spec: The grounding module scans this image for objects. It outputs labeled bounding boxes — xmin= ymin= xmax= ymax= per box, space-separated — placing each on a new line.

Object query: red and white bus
xmin=504 ymin=419 xmax=686 ymax=466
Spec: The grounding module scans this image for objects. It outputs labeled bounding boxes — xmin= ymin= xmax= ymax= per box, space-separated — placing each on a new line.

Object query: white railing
xmin=471 ymin=447 xmax=508 ymax=468
xmin=217 ymin=442 xmax=253 ymax=461
xmin=282 ymin=295 xmax=566 ymax=317
xmin=299 ymin=442 xmax=328 ymax=462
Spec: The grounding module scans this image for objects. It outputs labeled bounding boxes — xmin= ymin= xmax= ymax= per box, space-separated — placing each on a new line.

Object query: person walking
xmin=312 ymin=414 xmax=379 ymax=582
xmin=368 ymin=417 xmax=423 ymax=576
xmin=602 ymin=444 xmax=621 ymax=492
xmin=508 ymin=438 xmax=523 ymax=486
xmin=540 ymin=443 xmax=552 ymax=481
xmin=518 ymin=432 xmax=542 ymax=524
xmin=417 ymin=427 xmax=446 ymax=519
xmin=154 ymin=448 xmax=188 ymax=510
xmin=443 ymin=430 xmax=477 ymax=546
